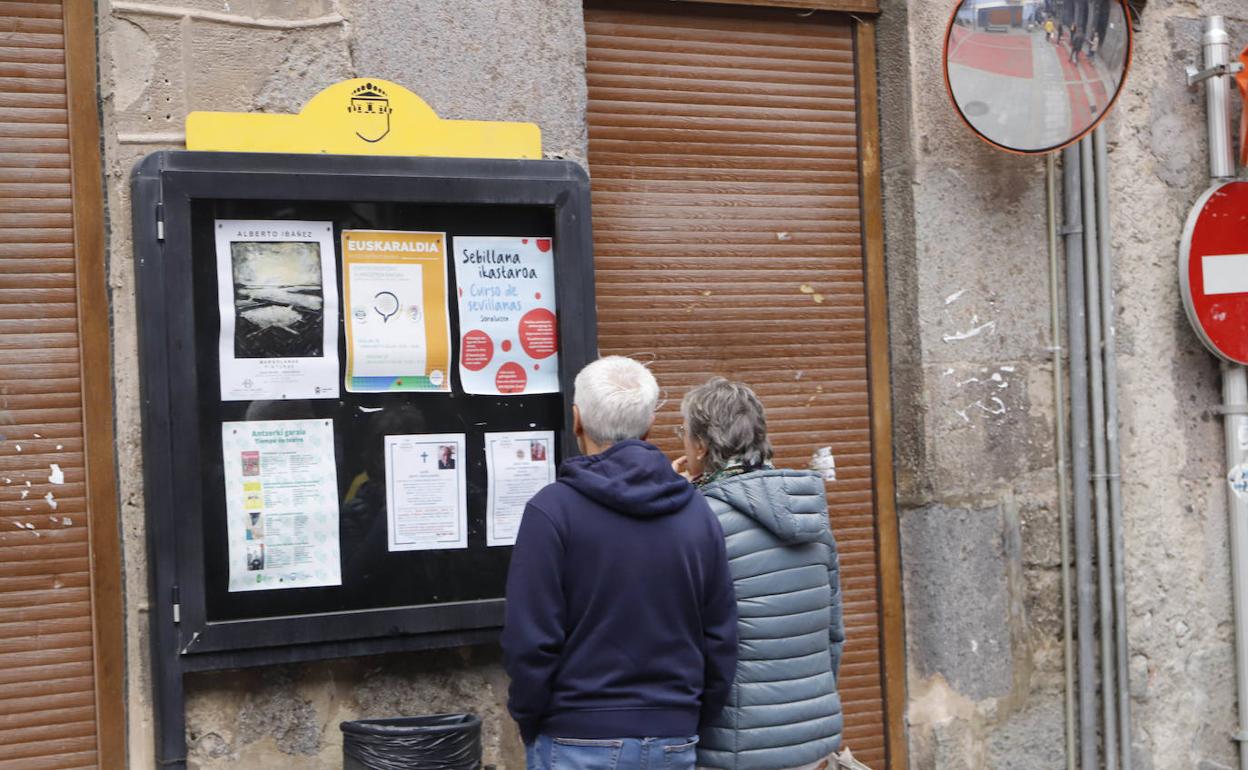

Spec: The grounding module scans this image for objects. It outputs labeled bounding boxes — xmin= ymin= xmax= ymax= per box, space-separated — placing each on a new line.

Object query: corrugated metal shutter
xmin=0 ymin=1 xmax=100 ymax=768
xmin=584 ymin=3 xmax=887 ymax=765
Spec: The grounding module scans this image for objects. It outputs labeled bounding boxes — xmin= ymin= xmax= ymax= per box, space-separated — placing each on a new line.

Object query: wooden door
xmin=585 ymin=3 xmax=900 ymax=766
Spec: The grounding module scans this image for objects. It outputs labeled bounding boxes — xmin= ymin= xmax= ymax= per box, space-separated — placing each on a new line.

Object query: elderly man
xmin=502 ymin=356 xmax=738 ymax=770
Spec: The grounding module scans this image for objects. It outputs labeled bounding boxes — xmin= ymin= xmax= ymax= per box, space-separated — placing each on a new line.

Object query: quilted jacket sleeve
xmin=822 ymin=527 xmax=845 ymax=679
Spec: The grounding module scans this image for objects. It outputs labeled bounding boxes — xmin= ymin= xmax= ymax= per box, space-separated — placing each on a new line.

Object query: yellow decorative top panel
xmin=186 ymin=78 xmax=541 ymax=159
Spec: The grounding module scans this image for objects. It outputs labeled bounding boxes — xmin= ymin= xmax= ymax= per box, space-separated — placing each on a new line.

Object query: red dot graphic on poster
xmin=519 ymin=308 xmax=557 ymax=359
xmin=496 ymin=362 xmax=527 ymax=394
xmin=536 ymin=239 xmax=552 ymax=253
xmin=461 ymin=330 xmax=493 ymax=371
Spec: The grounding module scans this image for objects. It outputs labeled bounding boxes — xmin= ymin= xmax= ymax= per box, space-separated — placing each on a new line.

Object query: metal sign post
xmin=1184 ymin=16 xmax=1248 ymax=770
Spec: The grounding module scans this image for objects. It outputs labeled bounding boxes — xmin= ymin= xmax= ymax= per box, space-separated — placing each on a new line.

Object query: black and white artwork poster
xmin=215 ymin=220 xmax=340 ymax=401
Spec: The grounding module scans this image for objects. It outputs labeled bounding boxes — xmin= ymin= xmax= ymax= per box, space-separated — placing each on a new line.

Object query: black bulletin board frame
xmin=133 ymin=151 xmax=596 ymax=768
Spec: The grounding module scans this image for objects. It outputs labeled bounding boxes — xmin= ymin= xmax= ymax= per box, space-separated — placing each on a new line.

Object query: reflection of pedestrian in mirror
xmin=675 ymin=377 xmax=845 ymax=770
xmin=438 ymin=445 xmax=456 ymax=470
xmin=1070 ymin=23 xmax=1084 ymax=63
xmin=1044 ymin=16 xmax=1056 ymax=43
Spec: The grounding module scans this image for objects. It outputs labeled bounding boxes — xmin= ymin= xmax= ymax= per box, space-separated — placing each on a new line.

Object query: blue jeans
xmin=526 ymin=735 xmax=699 ymax=770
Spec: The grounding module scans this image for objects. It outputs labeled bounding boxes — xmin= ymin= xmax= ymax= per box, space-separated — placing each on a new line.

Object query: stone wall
xmin=97 ymin=0 xmax=1248 ymax=768
xmin=879 ymin=1 xmax=1247 ymax=768
xmin=96 ymin=1 xmax=587 ymax=767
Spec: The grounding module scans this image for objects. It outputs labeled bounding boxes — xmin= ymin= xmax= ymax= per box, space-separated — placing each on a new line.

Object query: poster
xmin=222 ymin=419 xmax=341 ymax=592
xmin=485 ymin=430 xmax=556 ymax=547
xmin=384 ymin=433 xmax=468 ymax=552
xmin=453 ymin=236 xmax=559 ymax=395
xmin=342 ymin=230 xmax=452 ymax=392
xmin=215 ymin=220 xmax=340 ymax=401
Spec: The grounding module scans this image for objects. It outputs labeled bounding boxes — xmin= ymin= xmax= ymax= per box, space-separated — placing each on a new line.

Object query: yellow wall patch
xmin=186 ymin=78 xmax=541 ymax=159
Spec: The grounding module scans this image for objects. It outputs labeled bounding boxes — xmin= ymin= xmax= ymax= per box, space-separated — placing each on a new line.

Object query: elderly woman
xmin=675 ymin=377 xmax=844 ymax=770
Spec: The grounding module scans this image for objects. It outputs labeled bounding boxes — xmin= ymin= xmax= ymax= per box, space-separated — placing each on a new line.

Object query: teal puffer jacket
xmin=696 ymin=469 xmax=844 ymax=770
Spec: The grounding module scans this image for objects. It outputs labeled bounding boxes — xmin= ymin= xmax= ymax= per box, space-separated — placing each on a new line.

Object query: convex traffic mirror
xmin=944 ymin=0 xmax=1133 ymax=154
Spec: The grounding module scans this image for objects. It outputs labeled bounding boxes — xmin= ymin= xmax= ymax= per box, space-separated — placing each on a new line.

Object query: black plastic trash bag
xmin=341 ymin=713 xmax=482 ymax=770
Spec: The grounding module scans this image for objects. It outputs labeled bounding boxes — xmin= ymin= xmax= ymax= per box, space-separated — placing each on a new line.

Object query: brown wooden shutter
xmin=0 ymin=2 xmax=104 ymax=767
xmin=585 ymin=3 xmax=888 ymax=765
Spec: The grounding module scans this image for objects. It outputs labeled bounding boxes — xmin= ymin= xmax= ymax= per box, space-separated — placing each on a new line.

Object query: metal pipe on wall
xmin=1198 ymin=16 xmax=1248 ymax=770
xmin=1063 ymin=143 xmax=1098 ymax=770
xmin=1047 ymin=152 xmax=1078 ymax=770
xmin=1223 ymin=363 xmax=1248 ymax=770
xmin=1082 ymin=136 xmax=1119 ymax=770
xmin=1094 ymin=124 xmax=1133 ymax=770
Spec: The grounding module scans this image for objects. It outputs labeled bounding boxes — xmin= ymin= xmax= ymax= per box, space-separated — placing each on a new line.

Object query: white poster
xmin=453 ymin=236 xmax=559 ymax=396
xmin=215 ymin=219 xmax=340 ymax=401
xmin=485 ymin=430 xmax=556 ymax=547
xmin=221 ymin=419 xmax=341 ymax=592
xmin=384 ymin=433 xmax=468 ymax=552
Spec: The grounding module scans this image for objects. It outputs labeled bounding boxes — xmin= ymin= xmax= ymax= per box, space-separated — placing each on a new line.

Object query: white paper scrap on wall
xmin=1231 ymin=462 xmax=1248 ymax=501
xmin=811 ymin=446 xmax=837 ymax=482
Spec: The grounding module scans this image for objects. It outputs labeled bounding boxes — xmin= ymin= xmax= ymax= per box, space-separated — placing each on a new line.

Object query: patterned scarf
xmin=693 ymin=460 xmax=771 ymax=489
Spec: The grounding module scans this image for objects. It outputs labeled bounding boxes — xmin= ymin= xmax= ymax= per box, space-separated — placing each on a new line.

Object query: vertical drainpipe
xmin=1198 ymin=16 xmax=1248 ymax=770
xmin=1082 ymin=135 xmax=1119 ymax=770
xmin=1093 ymin=123 xmax=1133 ymax=770
xmin=1064 ymin=143 xmax=1098 ymax=770
xmin=1047 ymin=152 xmax=1078 ymax=770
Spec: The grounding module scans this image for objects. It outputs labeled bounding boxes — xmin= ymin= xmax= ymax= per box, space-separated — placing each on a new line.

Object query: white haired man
xmin=502 ymin=356 xmax=739 ymax=770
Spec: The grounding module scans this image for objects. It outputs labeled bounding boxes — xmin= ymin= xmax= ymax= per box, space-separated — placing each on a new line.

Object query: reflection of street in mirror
xmin=947 ymin=0 xmax=1129 ymax=152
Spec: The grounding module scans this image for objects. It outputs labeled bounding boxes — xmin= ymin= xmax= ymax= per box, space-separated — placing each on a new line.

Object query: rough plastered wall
xmin=96 ymin=1 xmax=587 ymax=768
xmin=879 ymin=0 xmax=1246 ymax=768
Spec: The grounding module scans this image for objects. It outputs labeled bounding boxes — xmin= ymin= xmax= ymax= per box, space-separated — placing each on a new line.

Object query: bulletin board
xmin=134 ymin=151 xmax=595 ymax=677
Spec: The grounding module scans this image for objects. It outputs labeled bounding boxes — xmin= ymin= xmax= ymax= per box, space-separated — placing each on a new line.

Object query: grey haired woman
xmin=674 ymin=377 xmax=844 ymax=770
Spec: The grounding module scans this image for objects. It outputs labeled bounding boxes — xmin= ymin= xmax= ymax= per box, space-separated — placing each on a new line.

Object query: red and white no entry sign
xmin=1180 ymin=180 xmax=1248 ymax=366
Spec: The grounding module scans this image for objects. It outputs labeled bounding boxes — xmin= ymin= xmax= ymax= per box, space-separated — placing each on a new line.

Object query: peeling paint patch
xmin=942 ymin=319 xmax=997 ymax=343
xmin=799 ymin=284 xmax=814 ymax=294
xmin=48 ymin=464 xmax=64 ymax=485
xmin=44 ymin=492 xmax=57 ymax=510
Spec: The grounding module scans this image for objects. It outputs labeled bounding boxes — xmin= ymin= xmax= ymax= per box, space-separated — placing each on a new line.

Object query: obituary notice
xmin=384 ymin=433 xmax=468 ymax=552
xmin=485 ymin=430 xmax=556 ymax=546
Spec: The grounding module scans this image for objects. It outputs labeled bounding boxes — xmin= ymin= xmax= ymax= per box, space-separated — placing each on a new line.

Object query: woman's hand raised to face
xmin=672 ymin=455 xmax=693 ymax=480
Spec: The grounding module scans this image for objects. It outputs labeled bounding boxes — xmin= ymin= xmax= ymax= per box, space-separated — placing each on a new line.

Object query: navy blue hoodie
xmin=501 ymin=440 xmax=738 ymax=744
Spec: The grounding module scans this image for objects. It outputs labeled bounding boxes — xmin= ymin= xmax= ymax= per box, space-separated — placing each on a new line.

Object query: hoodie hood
xmin=700 ymin=468 xmax=829 ymax=544
xmin=558 ymin=440 xmax=695 ymax=518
